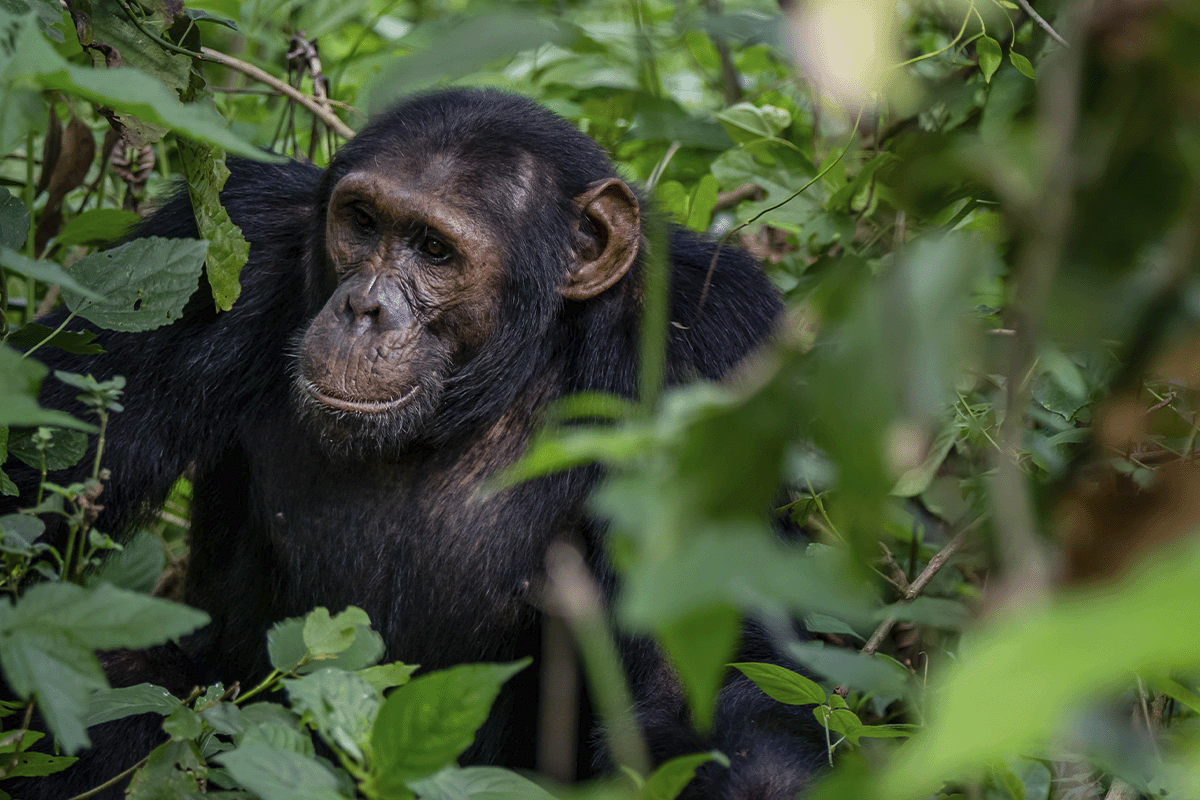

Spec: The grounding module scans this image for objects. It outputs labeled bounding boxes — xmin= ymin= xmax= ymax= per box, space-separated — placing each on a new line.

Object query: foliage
xmin=1 ymin=0 xmax=1200 ymax=798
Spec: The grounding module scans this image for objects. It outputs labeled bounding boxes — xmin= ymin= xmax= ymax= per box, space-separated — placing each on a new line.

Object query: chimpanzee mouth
xmin=305 ymin=383 xmax=418 ymax=414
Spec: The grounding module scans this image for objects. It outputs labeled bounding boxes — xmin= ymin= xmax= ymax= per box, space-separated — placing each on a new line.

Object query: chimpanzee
xmin=4 ymin=89 xmax=826 ymax=799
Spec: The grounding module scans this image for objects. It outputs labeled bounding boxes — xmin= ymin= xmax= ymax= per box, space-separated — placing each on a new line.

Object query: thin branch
xmin=1014 ymin=0 xmax=1070 ymax=49
xmin=199 ymin=48 xmax=355 ymax=140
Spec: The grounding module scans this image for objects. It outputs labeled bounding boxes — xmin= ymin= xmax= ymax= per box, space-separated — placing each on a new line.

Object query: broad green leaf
xmin=0 ymin=513 xmax=43 ymax=546
xmin=0 ymin=10 xmax=276 ymax=159
xmin=729 ymin=662 xmax=826 ymax=706
xmin=284 ymin=668 xmax=380 ymax=763
xmin=217 ymin=742 xmax=348 ymax=800
xmin=658 ymin=604 xmax=741 ymax=731
xmin=1009 ymin=51 xmax=1036 ymax=79
xmin=0 ymin=346 xmax=94 ymax=431
xmin=0 ymin=186 xmax=28 ymax=250
xmin=358 ymin=662 xmax=419 ymax=693
xmin=6 ymin=323 xmax=103 ymax=355
xmin=201 ymin=701 xmax=245 ymax=737
xmin=85 ymin=682 xmax=181 ymax=726
xmin=641 ymin=751 xmax=726 ymax=800
xmin=788 ymin=642 xmax=910 ymax=699
xmin=890 ymin=416 xmax=957 ymax=497
xmin=882 ymin=535 xmax=1200 ymax=798
xmin=126 ymin=739 xmax=207 ymax=800
xmin=8 ymin=426 xmax=87 ymax=470
xmin=267 ymin=615 xmax=308 ymax=673
xmin=178 ymin=140 xmax=248 ymax=311
xmin=0 ymin=625 xmax=106 ymax=752
xmin=977 ymin=35 xmax=1002 ymax=82
xmin=366 ymin=660 xmax=530 ymax=794
xmin=303 ymin=606 xmax=371 ymax=657
xmin=0 ymin=750 xmax=77 ymax=778
xmin=7 ymin=581 xmax=208 ymax=649
xmin=407 ymin=765 xmax=560 ymax=800
xmin=686 ymin=175 xmax=719 ymax=232
xmin=0 ymin=246 xmax=104 ymax=300
xmin=162 ymin=705 xmax=203 ymax=740
xmin=54 ymin=208 xmax=140 ymax=248
xmin=714 ymin=103 xmax=791 ymax=143
xmin=61 ymin=236 xmax=207 ymax=332
xmin=88 ymin=530 xmax=167 ymax=594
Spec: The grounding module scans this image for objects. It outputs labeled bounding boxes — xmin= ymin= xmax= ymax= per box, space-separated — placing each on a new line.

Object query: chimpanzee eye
xmin=351 ymin=205 xmax=375 ymax=232
xmin=418 ymin=230 xmax=452 ymax=262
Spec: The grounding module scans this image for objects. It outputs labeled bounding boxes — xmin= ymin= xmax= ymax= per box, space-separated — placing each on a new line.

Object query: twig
xmin=198 ymin=48 xmax=355 ymax=140
xmin=1014 ymin=0 xmax=1070 ymax=49
xmin=66 ymin=755 xmax=149 ymax=800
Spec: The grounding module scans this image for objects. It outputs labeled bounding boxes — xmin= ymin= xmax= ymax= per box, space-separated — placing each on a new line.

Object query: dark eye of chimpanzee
xmin=351 ymin=204 xmax=375 ymax=233
xmin=417 ymin=228 xmax=453 ymax=263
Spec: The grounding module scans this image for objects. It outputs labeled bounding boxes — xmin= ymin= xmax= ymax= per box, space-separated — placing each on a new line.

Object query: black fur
xmin=3 ymin=89 xmax=825 ymax=800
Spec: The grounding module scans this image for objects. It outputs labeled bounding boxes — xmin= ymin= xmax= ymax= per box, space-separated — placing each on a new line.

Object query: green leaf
xmin=882 ymin=535 xmax=1200 ymax=798
xmin=357 ymin=662 xmax=418 ymax=693
xmin=6 ymin=323 xmax=103 ymax=355
xmin=729 ymin=662 xmax=826 ymax=706
xmin=366 ymin=660 xmax=530 ymax=794
xmin=54 ymin=208 xmax=141 ymax=248
xmin=267 ymin=616 xmax=308 ymax=673
xmin=0 ymin=347 xmax=94 ymax=430
xmin=0 ymin=750 xmax=77 ymax=778
xmin=302 ymin=606 xmax=371 ymax=657
xmin=11 ymin=582 xmax=208 ymax=649
xmin=0 ymin=10 xmax=278 ymax=159
xmin=658 ymin=604 xmax=741 ymax=731
xmin=85 ymin=682 xmax=181 ymax=726
xmin=217 ymin=742 xmax=348 ymax=800
xmin=686 ymin=175 xmax=719 ymax=232
xmin=977 ymin=35 xmax=1002 ymax=82
xmin=0 ymin=187 xmax=28 ymax=251
xmin=714 ymin=103 xmax=791 ymax=143
xmin=284 ymin=668 xmax=380 ymax=763
xmin=8 ymin=426 xmax=88 ymax=470
xmin=641 ymin=751 xmax=726 ymax=800
xmin=407 ymin=765 xmax=560 ymax=799
xmin=162 ymin=705 xmax=203 ymax=740
xmin=88 ymin=530 xmax=167 ymax=594
xmin=61 ymin=236 xmax=208 ymax=332
xmin=890 ymin=416 xmax=957 ymax=497
xmin=0 ymin=246 xmax=104 ymax=300
xmin=1009 ymin=51 xmax=1036 ymax=79
xmin=126 ymin=739 xmax=207 ymax=799
xmin=184 ymin=8 xmax=239 ymax=30
xmin=178 ymin=140 xmax=248 ymax=311
xmin=0 ymin=624 xmax=107 ymax=752
xmin=788 ymin=642 xmax=910 ymax=699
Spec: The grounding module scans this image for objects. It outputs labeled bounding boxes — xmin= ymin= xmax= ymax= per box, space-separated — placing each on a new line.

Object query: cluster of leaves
xmin=2 ymin=0 xmax=1200 ymax=798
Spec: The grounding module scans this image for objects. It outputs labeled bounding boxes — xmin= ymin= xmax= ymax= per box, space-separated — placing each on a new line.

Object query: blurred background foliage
xmin=4 ymin=0 xmax=1200 ymax=797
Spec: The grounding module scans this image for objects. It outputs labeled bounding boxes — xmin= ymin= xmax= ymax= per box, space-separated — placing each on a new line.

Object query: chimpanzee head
xmin=293 ymin=89 xmax=641 ymax=458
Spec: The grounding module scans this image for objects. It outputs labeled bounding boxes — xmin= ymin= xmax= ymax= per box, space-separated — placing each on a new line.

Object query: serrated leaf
xmin=11 ymin=582 xmax=208 ymax=649
xmin=1009 ymin=51 xmax=1036 ymax=79
xmin=977 ymin=35 xmax=1002 ymax=83
xmin=407 ymin=765 xmax=560 ymax=800
xmin=178 ymin=140 xmax=248 ymax=311
xmin=366 ymin=660 xmax=530 ymax=794
xmin=357 ymin=661 xmax=418 ymax=693
xmin=216 ymin=743 xmax=348 ymax=800
xmin=85 ymin=682 xmax=181 ymax=726
xmin=8 ymin=426 xmax=88 ymax=470
xmin=302 ymin=606 xmax=371 ymax=657
xmin=729 ymin=662 xmax=826 ymax=706
xmin=285 ymin=668 xmax=379 ymax=763
xmin=61 ymin=236 xmax=207 ymax=332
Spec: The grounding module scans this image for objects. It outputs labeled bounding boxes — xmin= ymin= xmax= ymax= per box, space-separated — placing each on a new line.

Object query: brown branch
xmin=198 ymin=47 xmax=355 ymax=140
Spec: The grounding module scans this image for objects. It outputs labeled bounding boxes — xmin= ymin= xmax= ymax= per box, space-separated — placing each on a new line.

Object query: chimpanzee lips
xmin=305 ymin=382 xmax=418 ymax=414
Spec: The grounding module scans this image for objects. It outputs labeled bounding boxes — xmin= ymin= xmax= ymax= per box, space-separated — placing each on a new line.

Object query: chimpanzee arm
xmin=2 ymin=159 xmax=322 ymax=541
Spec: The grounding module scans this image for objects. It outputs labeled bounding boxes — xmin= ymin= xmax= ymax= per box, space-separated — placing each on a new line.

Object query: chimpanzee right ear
xmin=561 ymin=178 xmax=641 ymax=301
